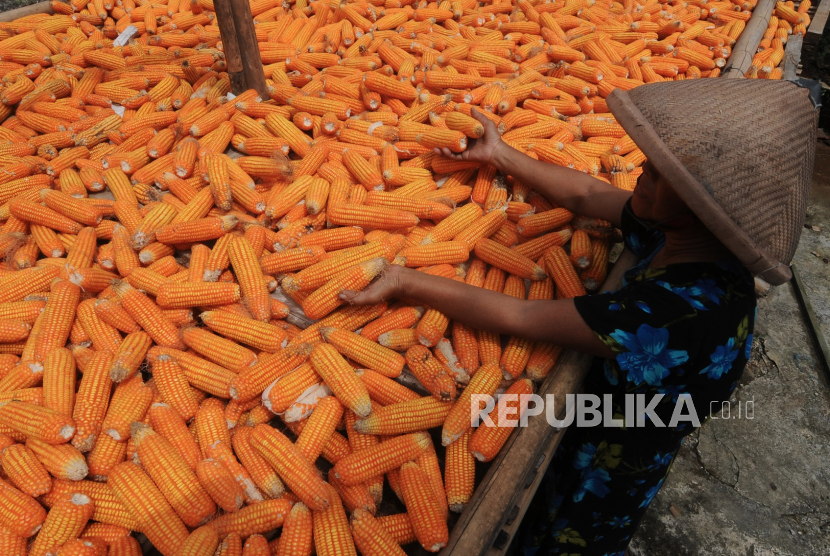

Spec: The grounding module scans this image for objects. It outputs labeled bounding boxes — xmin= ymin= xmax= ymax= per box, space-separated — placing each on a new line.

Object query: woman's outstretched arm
xmin=339 ymin=265 xmax=614 ymax=359
xmin=435 ymin=109 xmax=632 ymax=227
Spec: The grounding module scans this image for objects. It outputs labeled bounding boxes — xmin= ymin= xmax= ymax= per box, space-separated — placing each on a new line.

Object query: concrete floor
xmin=629 ymin=142 xmax=830 ymax=556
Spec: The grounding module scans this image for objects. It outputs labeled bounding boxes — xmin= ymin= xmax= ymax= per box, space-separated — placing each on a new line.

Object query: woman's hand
xmin=339 ymin=264 xmax=409 ymax=306
xmin=434 ymin=107 xmax=505 ymax=166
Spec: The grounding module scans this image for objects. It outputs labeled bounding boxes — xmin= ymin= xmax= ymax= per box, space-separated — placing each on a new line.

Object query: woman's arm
xmin=435 ymin=109 xmax=632 ymax=227
xmin=340 ymin=265 xmax=615 ymax=359
xmin=491 ymin=142 xmax=631 ymax=227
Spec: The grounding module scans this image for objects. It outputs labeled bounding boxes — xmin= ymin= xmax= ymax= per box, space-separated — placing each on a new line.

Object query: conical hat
xmin=607 ymin=80 xmax=817 ymax=285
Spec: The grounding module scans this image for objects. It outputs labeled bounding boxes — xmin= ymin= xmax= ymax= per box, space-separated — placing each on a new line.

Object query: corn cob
xmin=179 ymin=329 xmax=255 ymax=378
xmin=131 ymin=422 xmax=217 ymax=527
xmin=405 ymin=345 xmax=456 ymax=401
xmin=108 ymin=536 xmax=143 ymax=556
xmin=70 ymin=350 xmax=112 ymax=452
xmin=175 ymin=527 xmax=220 ymax=556
xmin=200 ymin=310 xmax=287 ymax=354
xmin=400 ymin=461 xmax=449 ymax=552
xmin=474 ymin=238 xmax=547 ymax=280
xmin=85 ymin=432 xmax=128 ymax=481
xmin=249 ymin=424 xmax=331 ymax=511
xmin=230 ymin=342 xmax=312 ymax=402
xmin=110 ymin=331 xmax=153 ymax=383
xmin=102 ymin=377 xmax=153 ymax=441
xmin=287 ymin=237 xmax=402 ymax=292
xmin=231 ymin=426 xmax=285 ymax=499
xmin=228 ymin=235 xmax=271 ymax=321
xmin=441 ymin=363 xmax=502 ymax=446
xmin=26 ymin=437 xmax=89 ymax=480
xmin=0 ymin=528 xmax=27 ymax=556
xmin=274 ymin=502 xmax=313 ymax=556
xmin=469 ymin=378 xmax=534 ymax=462
xmin=445 ymin=427 xmax=476 ymax=513
xmin=321 ymin=326 xmax=405 ymax=378
xmin=1 ymin=443 xmax=51 ymax=497
xmin=294 ymin=395 xmax=344 ymax=463
xmin=0 ymin=476 xmax=47 ymax=537
xmin=148 ymin=402 xmax=201 ymax=471
xmin=196 ymin=458 xmax=244 ymax=513
xmin=151 ymin=354 xmax=199 ymax=421
xmin=112 ymin=281 xmax=183 ymax=349
xmin=109 ymin=462 xmax=190 ymax=556
xmin=328 ymin=204 xmax=419 ymax=230
xmin=544 ymin=245 xmax=587 ymax=298
xmin=353 ymin=396 xmax=452 ymax=435
xmin=309 ymin=343 xmax=372 ymax=417
xmin=29 ymin=492 xmax=93 ymax=556
xmin=0 ymin=400 xmax=75 ymax=444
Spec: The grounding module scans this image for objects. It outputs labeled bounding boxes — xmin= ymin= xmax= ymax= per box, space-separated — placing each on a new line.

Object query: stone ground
xmin=629 ymin=142 xmax=830 ymax=556
xmin=0 ymin=0 xmax=37 ymax=13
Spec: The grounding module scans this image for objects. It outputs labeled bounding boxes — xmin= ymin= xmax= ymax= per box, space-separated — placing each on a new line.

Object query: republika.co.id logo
xmin=468 ymin=393 xmax=754 ymax=429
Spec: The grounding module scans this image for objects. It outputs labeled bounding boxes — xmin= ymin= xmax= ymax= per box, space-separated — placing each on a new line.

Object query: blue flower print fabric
xmin=518 ymin=199 xmax=756 ymax=556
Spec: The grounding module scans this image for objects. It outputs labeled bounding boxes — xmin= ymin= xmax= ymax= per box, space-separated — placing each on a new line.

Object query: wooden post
xmin=228 ymin=0 xmax=270 ymax=99
xmin=783 ymin=35 xmax=804 ymax=82
xmin=806 ymin=0 xmax=830 ymax=45
xmin=212 ymin=0 xmax=247 ymax=94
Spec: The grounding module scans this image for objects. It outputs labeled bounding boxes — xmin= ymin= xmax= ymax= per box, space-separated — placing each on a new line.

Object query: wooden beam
xmin=723 ymin=0 xmax=777 ymax=78
xmin=487 ymin=428 xmax=565 ymax=554
xmin=806 ymin=0 xmax=830 ymax=45
xmin=442 ymin=249 xmax=638 ymax=556
xmin=783 ymin=34 xmax=804 ymax=81
xmin=0 ymin=1 xmax=51 ymax=22
xmin=228 ymin=0 xmax=269 ymax=99
xmin=211 ymin=0 xmax=247 ymax=94
xmin=791 ymin=264 xmax=830 ymax=385
xmin=440 ymin=350 xmax=593 ymax=556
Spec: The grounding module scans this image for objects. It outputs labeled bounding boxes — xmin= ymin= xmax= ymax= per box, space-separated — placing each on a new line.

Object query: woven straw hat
xmin=607 ymin=79 xmax=817 ymax=285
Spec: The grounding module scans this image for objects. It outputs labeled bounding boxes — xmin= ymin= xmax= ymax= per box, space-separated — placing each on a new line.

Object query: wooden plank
xmin=784 ymin=34 xmax=804 ymax=81
xmin=443 ymin=249 xmax=638 ymax=556
xmin=487 ymin=428 xmax=565 ymax=554
xmin=440 ymin=350 xmax=593 ymax=556
xmin=723 ymin=0 xmax=777 ymax=78
xmin=806 ymin=0 xmax=830 ymax=44
xmin=0 ymin=1 xmax=51 ymax=22
xmin=791 ymin=264 xmax=830 ymax=385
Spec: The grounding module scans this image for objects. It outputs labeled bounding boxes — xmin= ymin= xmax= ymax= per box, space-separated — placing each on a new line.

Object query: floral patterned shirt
xmin=573 ymin=199 xmax=757 ymax=428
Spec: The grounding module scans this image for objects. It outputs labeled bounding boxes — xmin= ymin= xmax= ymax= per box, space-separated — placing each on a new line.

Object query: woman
xmin=340 ymin=79 xmax=817 ymax=554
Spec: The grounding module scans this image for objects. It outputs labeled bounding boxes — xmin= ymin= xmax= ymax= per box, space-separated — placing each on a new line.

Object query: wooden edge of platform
xmin=441 ymin=249 xmax=638 ymax=556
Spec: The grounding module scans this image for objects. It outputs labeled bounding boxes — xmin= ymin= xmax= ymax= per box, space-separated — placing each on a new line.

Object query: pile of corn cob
xmin=0 ymin=0 xmax=773 ymax=553
xmin=741 ymin=1 xmax=810 ymax=79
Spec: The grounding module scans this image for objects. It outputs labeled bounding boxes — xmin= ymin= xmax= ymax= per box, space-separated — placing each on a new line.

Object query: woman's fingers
xmin=442 ymin=147 xmax=464 ymax=160
xmin=434 ymin=147 xmax=463 ymax=160
xmin=339 ymin=288 xmax=381 ymax=306
xmin=470 ymin=107 xmax=498 ymax=135
xmin=339 ymin=269 xmax=402 ymax=305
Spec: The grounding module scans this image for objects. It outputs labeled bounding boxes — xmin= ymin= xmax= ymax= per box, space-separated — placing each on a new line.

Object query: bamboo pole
xmin=228 ymin=0 xmax=269 ymax=99
xmin=723 ymin=0 xmax=778 ymax=78
xmin=212 ymin=0 xmax=247 ymax=94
